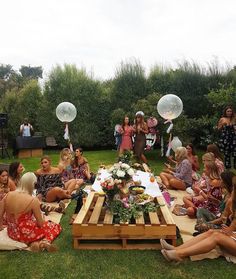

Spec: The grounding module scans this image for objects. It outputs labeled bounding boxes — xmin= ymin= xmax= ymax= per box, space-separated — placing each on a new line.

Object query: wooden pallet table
xmin=72 ymin=192 xmax=176 ymax=250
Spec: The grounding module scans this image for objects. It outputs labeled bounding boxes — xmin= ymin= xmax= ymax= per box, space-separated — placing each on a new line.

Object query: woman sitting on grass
xmin=0 ymin=172 xmax=61 ymax=252
xmin=160 ymin=147 xmax=192 ymax=190
xmin=183 ymin=155 xmax=222 ymax=218
xmin=72 ymin=147 xmax=94 ymax=183
xmin=8 ymin=162 xmax=25 ymax=191
xmin=35 ymin=156 xmax=78 ymax=202
xmin=58 ymin=148 xmax=83 ymax=188
xmin=186 ymin=143 xmax=200 ymax=172
xmin=207 ymin=144 xmax=225 ymax=175
xmin=0 ymin=169 xmax=10 ymax=201
xmin=195 ymin=170 xmax=234 ymax=233
xmin=160 ymin=176 xmax=236 ymax=262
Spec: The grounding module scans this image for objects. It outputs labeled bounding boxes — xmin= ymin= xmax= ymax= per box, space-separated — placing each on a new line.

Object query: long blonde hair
xmin=175 ymin=147 xmax=188 ymax=162
xmin=202 ymin=153 xmax=220 ymax=180
xmin=18 ymin=172 xmax=37 ymax=195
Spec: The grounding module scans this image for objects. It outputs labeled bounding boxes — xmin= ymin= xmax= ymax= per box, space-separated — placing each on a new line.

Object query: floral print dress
xmin=193 ymin=182 xmax=222 ymax=215
xmin=7 ymin=210 xmax=61 ymax=244
xmin=219 ymin=124 xmax=236 ymax=169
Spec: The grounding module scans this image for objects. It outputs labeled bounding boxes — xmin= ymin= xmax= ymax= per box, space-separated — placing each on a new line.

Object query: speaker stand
xmin=0 ymin=128 xmax=10 ymax=159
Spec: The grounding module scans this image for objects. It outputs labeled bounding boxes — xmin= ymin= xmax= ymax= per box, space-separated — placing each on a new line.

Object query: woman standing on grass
xmin=119 ymin=116 xmax=134 ymax=155
xmin=133 ymin=112 xmax=149 ymax=163
xmin=0 ymin=172 xmax=61 ymax=252
xmin=160 ymin=175 xmax=236 ymax=262
xmin=217 ymin=105 xmax=236 ymax=169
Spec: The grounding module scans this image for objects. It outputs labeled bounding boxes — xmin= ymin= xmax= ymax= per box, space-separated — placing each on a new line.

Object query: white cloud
xmin=1 ymin=0 xmax=236 ymax=80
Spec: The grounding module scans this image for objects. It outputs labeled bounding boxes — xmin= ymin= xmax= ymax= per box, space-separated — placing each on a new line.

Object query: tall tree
xmin=19 ymin=65 xmax=43 ymax=80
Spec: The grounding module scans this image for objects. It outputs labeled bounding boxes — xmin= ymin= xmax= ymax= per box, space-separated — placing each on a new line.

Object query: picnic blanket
xmin=0 ymin=200 xmax=70 ymax=251
xmin=168 ymin=189 xmax=236 ymax=263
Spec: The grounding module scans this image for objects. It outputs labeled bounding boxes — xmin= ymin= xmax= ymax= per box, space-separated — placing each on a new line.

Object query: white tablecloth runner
xmin=92 ymin=169 xmax=162 ymax=197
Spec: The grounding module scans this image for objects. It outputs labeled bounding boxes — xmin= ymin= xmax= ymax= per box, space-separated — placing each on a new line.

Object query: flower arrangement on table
xmin=108 ymin=162 xmax=135 ymax=180
xmin=101 ymin=162 xmax=135 ymax=201
xmin=100 ymin=177 xmax=123 ymax=202
xmin=100 ymin=162 xmax=162 ymax=223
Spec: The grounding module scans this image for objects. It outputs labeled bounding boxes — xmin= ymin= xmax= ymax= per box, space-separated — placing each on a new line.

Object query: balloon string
xmin=165 ymin=133 xmax=172 ymax=157
xmin=64 ymin=123 xmax=73 ymax=151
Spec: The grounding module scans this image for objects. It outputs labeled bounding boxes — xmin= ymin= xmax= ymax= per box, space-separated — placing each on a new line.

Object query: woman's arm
xmin=8 ymin=179 xmax=16 ymax=191
xmin=0 ymin=200 xmax=5 ymax=230
xmin=217 ymin=118 xmax=227 ymax=130
xmin=141 ymin=123 xmax=149 ymax=134
xmin=32 ymin=198 xmax=44 ymax=227
xmin=193 ymin=155 xmax=200 ymax=171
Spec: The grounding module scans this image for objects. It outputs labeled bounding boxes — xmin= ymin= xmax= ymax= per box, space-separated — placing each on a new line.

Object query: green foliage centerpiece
xmin=101 ymin=162 xmax=135 ymax=204
xmin=101 ymin=162 xmax=160 ymax=223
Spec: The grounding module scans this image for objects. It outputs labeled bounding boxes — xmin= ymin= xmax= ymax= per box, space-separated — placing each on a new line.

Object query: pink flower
xmin=123 ymin=202 xmax=130 ymax=209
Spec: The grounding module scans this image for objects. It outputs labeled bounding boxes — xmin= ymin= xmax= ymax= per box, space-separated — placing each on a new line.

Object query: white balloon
xmin=171 ymin=136 xmax=182 ymax=152
xmin=56 ymin=102 xmax=77 ymax=122
xmin=157 ymin=94 xmax=183 ymax=120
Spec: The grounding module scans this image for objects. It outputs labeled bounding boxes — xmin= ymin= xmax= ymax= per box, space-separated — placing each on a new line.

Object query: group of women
xmin=0 ymin=146 xmax=92 ymax=252
xmin=159 ymin=142 xmax=236 ymax=262
xmin=116 ymin=112 xmax=149 ymax=164
xmin=0 ymin=106 xmax=235 ymax=260
xmin=161 ymin=176 xmax=236 ymax=262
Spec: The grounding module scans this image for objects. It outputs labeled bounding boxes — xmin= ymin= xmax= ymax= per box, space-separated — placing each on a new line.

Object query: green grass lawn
xmin=0 ymin=150 xmax=236 ymax=279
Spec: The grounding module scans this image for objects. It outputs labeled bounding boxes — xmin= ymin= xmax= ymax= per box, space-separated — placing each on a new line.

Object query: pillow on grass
xmin=0 ymin=228 xmax=27 ymax=250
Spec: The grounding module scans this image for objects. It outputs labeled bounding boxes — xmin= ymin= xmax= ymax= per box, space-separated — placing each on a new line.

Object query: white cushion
xmin=0 ymin=228 xmax=27 ymax=250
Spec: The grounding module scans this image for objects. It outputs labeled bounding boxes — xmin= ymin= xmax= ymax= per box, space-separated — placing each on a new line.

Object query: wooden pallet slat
xmin=73 ymin=192 xmax=176 ymax=249
xmin=156 ymin=196 xmax=175 ymax=225
xmin=74 ymin=192 xmax=95 ymax=224
xmin=103 ymin=210 xmax=113 ymax=224
xmin=148 ymin=211 xmax=160 ymax=225
xmin=135 ymin=212 xmax=145 ymax=224
xmin=88 ymin=196 xmax=105 ymax=224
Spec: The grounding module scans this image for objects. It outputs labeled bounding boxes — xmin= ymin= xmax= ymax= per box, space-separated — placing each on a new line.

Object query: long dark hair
xmin=207 ymin=144 xmax=223 ymax=161
xmin=0 ymin=169 xmax=8 ymax=176
xmin=122 ymin=116 xmax=130 ymax=130
xmin=222 ymin=105 xmax=235 ymax=119
xmin=72 ymin=147 xmax=84 ymax=168
xmin=220 ymin=171 xmax=234 ymax=194
xmin=9 ymin=162 xmax=21 ymax=180
xmin=186 ymin=143 xmax=196 ymax=156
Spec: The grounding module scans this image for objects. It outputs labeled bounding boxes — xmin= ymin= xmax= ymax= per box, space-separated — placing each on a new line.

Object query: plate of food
xmin=129 ymin=186 xmax=146 ymax=195
xmin=134 ymin=193 xmax=153 ymax=205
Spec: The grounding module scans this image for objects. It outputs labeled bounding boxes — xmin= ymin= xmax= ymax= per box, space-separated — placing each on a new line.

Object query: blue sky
xmin=1 ymin=0 xmax=236 ymax=80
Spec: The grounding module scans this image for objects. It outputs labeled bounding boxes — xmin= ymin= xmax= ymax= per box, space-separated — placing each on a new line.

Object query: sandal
xmin=55 ymin=201 xmax=66 ymax=214
xmin=39 ymin=240 xmax=58 ymax=252
xmin=161 ymin=249 xmax=183 ymax=262
xmin=69 ymin=217 xmax=75 ymax=225
xmin=29 ymin=241 xmax=40 ymax=252
xmin=160 ymin=239 xmax=175 ymax=250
